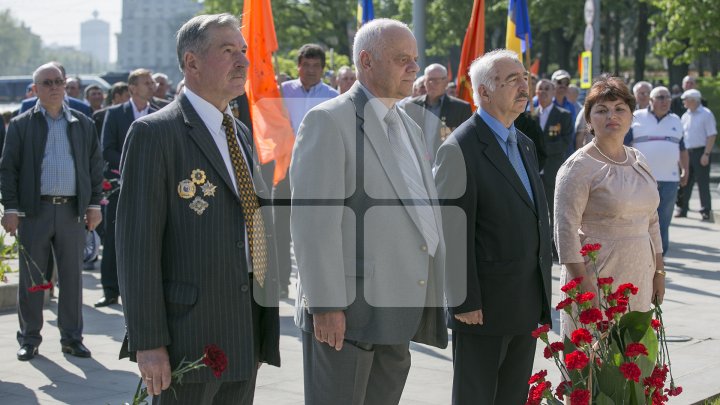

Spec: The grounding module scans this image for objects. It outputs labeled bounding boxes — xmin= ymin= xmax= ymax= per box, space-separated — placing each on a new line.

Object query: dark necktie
xmin=222 ymin=113 xmax=268 ymax=287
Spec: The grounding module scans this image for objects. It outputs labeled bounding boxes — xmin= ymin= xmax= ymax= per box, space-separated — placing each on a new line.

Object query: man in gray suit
xmin=1 ymin=63 xmax=103 ymax=361
xmin=116 ymin=14 xmax=280 ymax=404
xmin=290 ymin=18 xmax=448 ymax=405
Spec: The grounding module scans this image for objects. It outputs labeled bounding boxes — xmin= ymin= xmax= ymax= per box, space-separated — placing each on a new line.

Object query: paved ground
xmin=0 ymin=175 xmax=718 ymax=404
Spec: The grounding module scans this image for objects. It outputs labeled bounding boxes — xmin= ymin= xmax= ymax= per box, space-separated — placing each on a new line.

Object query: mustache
xmin=516 ymin=92 xmax=529 ymax=100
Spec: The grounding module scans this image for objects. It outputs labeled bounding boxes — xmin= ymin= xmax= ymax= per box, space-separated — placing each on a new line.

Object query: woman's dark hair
xmin=583 ymin=75 xmax=636 ymax=128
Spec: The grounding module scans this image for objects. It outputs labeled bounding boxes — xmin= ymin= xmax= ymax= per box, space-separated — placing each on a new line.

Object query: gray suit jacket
xmin=290 ymin=83 xmax=448 ymax=348
xmin=116 ymin=93 xmax=280 ymax=383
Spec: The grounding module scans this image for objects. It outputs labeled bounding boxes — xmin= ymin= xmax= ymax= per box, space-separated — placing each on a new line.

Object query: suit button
xmin=241 ymin=285 xmax=249 ymax=293
xmin=420 ymin=245 xmax=427 ymax=252
xmin=237 ymin=240 xmax=244 ymax=249
xmin=418 ymin=279 xmax=426 ymax=286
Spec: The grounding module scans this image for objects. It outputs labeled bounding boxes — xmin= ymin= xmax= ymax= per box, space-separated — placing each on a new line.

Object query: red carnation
xmin=565 ymin=350 xmax=589 ymax=370
xmin=543 ymin=341 xmax=565 ymax=358
xmin=555 ymin=381 xmax=572 ymax=400
xmin=28 ymin=282 xmax=53 ymax=293
xmin=202 ymin=344 xmax=228 ymax=378
xmin=526 ymin=381 xmax=551 ymax=405
xmin=579 ymin=308 xmax=603 ymax=324
xmin=528 ymin=369 xmax=547 ymax=385
xmin=605 ymin=304 xmax=627 ymax=320
xmin=597 ymin=277 xmax=614 ymax=285
xmin=579 ymin=243 xmax=601 ymax=257
xmin=571 ymin=328 xmax=593 ymax=346
xmin=596 ymin=320 xmax=610 ymax=332
xmin=569 ymin=388 xmax=590 ymax=405
xmin=576 ymin=292 xmax=595 ymax=304
xmin=561 ymin=277 xmax=584 ymax=293
xmin=102 ymin=179 xmax=113 ymax=191
xmin=556 ymin=297 xmax=573 ymax=311
xmin=625 ymin=342 xmax=648 ymax=357
xmin=619 ymin=362 xmax=642 ymax=382
xmin=531 ymin=324 xmax=551 ymax=339
xmin=616 ymin=283 xmax=639 ymax=296
xmin=666 ymin=385 xmax=683 ymax=396
xmin=651 ymin=319 xmax=662 ymax=330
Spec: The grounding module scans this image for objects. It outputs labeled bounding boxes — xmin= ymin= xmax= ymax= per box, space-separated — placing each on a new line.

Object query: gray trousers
xmin=302 ymin=331 xmax=411 ymax=405
xmin=17 ymin=201 xmax=85 ymax=346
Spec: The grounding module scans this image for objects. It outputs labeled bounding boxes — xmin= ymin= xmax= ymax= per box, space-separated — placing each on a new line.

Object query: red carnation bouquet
xmin=128 ymin=344 xmax=228 ymax=405
xmin=526 ymin=244 xmax=682 ymax=405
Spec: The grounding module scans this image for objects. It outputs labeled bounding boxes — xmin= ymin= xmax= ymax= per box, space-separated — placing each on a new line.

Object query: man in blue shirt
xmin=276 ymin=44 xmax=339 ymax=296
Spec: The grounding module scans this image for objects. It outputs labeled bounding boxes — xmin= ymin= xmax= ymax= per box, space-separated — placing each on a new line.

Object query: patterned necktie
xmin=507 ymin=127 xmax=535 ymax=204
xmin=222 ymin=113 xmax=268 ymax=287
xmin=384 ymin=107 xmax=440 ymax=255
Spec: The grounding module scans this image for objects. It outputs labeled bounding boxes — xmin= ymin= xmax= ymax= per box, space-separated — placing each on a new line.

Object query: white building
xmin=81 ymin=11 xmax=110 ymax=65
xmin=116 ymin=0 xmax=202 ymax=84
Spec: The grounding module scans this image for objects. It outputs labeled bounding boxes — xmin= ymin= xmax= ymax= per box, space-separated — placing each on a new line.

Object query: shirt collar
xmin=183 ymin=86 xmax=233 ymax=136
xmin=36 ymin=100 xmax=74 ymax=122
xmin=477 ymin=107 xmax=514 ymax=142
xmin=358 ymin=81 xmax=392 ymax=125
xmin=129 ymin=97 xmax=150 ymax=115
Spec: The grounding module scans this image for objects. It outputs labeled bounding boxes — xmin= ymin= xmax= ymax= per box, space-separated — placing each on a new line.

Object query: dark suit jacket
xmin=514 ymin=111 xmax=547 ymax=171
xmin=93 ymin=106 xmax=110 ymax=141
xmin=21 ymin=96 xmax=93 ymax=117
xmin=404 ymin=94 xmax=472 ymax=158
xmin=435 ymin=113 xmax=553 ymax=336
xmin=0 ymin=106 xmax=103 ymax=217
xmin=151 ymin=96 xmax=171 ymax=110
xmin=533 ymin=105 xmax=573 ymax=157
xmin=116 ymin=93 xmax=280 ymax=383
xmin=102 ymin=101 xmax=157 ymax=177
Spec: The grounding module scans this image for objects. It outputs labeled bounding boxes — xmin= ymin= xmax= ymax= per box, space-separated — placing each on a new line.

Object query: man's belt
xmin=40 ymin=196 xmax=77 ymax=205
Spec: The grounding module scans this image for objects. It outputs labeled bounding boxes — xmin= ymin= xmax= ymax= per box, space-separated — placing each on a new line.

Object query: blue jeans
xmin=657 ymin=181 xmax=679 ymax=255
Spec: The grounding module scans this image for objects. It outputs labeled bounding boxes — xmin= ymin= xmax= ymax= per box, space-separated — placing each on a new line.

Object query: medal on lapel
xmin=189 ymin=196 xmax=209 ymax=215
xmin=177 ymin=179 xmax=196 ymax=199
xmin=201 ymin=181 xmax=217 ymax=197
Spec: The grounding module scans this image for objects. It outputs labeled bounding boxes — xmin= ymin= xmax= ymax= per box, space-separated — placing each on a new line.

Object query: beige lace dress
xmin=554 ymin=146 xmax=662 ymax=337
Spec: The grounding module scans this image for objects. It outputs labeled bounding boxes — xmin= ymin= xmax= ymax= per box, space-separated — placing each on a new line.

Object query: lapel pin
xmin=191 ymin=169 xmax=207 ymax=185
xmin=189 ymin=196 xmax=209 ymax=215
xmin=201 ymin=181 xmax=217 ymax=197
xmin=178 ymin=179 xmax=196 ymax=199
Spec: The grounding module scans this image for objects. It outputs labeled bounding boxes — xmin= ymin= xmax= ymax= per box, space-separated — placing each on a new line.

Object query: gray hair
xmin=176 ymin=13 xmax=240 ymax=72
xmin=424 ymin=63 xmax=447 ymax=77
xmin=536 ymin=78 xmax=554 ymax=90
xmin=632 ymin=81 xmax=652 ymax=95
xmin=413 ymin=75 xmax=425 ymax=89
xmin=650 ymin=86 xmax=669 ymax=99
xmin=152 ymin=72 xmax=169 ymax=82
xmin=32 ymin=63 xmax=63 ymax=83
xmin=468 ymin=49 xmax=521 ymax=108
xmin=353 ymin=18 xmax=411 ymax=69
xmin=337 ymin=65 xmax=354 ymax=76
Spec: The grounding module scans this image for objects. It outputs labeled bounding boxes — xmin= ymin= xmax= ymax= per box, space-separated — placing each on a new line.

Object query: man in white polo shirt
xmin=630 ymin=86 xmax=688 ymax=255
xmin=676 ymin=89 xmax=717 ymax=221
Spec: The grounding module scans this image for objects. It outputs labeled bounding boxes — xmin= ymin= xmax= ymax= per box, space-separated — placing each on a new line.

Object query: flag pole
xmin=525 ymin=33 xmax=534 ymax=114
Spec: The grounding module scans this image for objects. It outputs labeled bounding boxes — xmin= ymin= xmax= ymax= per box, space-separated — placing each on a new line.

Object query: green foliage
xmin=0 ymin=10 xmax=43 ymax=75
xmin=647 ymin=0 xmax=720 ymax=65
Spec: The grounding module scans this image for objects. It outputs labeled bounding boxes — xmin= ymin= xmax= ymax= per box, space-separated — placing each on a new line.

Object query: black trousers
xmin=451 ymin=331 xmax=536 ymax=405
xmin=678 ymin=147 xmax=712 ymax=215
xmin=99 ymin=192 xmax=119 ymax=297
xmin=271 ymin=174 xmax=292 ymax=290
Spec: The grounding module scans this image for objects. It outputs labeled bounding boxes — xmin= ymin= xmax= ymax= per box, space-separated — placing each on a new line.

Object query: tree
xmin=0 ymin=10 xmax=43 ymax=75
xmin=648 ymin=0 xmax=720 ymax=71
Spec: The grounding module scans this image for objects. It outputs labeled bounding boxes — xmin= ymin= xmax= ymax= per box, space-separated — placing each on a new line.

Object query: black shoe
xmin=17 ymin=344 xmax=38 ymax=361
xmin=94 ymin=296 xmax=118 ymax=307
xmin=701 ymin=212 xmax=713 ymax=222
xmin=674 ymin=211 xmax=687 ymax=218
xmin=61 ymin=342 xmax=91 ymax=358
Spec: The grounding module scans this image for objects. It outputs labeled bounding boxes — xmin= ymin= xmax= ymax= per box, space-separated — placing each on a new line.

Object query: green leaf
xmin=595 ymin=391 xmax=616 ymax=405
xmin=618 ymin=310 xmax=654 ymax=342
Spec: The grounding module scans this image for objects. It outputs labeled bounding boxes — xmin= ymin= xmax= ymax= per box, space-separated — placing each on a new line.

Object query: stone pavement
xmin=0 ymin=179 xmax=718 ymax=405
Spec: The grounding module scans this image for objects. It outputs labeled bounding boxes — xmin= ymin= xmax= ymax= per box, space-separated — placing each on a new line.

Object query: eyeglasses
xmin=37 ymin=78 xmax=66 ymax=88
xmin=653 ymin=95 xmax=670 ymax=101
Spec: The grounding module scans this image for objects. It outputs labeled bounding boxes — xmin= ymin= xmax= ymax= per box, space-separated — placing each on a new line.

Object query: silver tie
xmin=385 ymin=107 xmax=440 ymax=255
xmin=507 ymin=127 xmax=535 ymax=204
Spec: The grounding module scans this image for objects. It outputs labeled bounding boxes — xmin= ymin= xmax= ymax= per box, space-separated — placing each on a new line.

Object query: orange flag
xmin=457 ymin=0 xmax=485 ymax=111
xmin=242 ymin=0 xmax=295 ymax=185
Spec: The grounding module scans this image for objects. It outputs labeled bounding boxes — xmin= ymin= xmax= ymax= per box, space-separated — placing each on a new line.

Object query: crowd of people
xmin=0 ymin=11 xmax=716 ymax=405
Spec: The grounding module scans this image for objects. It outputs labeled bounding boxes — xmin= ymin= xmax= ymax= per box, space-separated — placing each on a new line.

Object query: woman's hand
xmin=653 ymin=272 xmax=666 ymax=305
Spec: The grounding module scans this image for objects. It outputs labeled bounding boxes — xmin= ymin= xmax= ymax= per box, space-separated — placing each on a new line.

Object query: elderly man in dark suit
xmin=291 ymin=19 xmax=447 ymax=405
xmin=404 ymin=63 xmax=472 ymax=162
xmin=533 ymin=78 xmax=573 ymax=221
xmin=434 ymin=49 xmax=553 ymax=405
xmin=1 ymin=63 xmax=103 ymax=361
xmin=96 ymin=69 xmax=158 ymax=307
xmin=116 ymin=14 xmax=280 ymax=404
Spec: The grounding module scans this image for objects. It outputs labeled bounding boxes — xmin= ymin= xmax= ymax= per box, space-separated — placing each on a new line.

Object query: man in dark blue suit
xmin=95 ymin=69 xmax=157 ymax=307
xmin=19 ymin=62 xmax=92 ymax=118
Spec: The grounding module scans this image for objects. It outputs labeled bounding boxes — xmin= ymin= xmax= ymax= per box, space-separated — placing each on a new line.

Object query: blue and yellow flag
xmin=505 ymin=0 xmax=531 ymax=62
xmin=357 ymin=0 xmax=374 ymax=28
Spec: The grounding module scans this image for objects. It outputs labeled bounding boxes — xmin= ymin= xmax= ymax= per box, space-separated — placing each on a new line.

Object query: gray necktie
xmin=385 ymin=107 xmax=440 ymax=255
xmin=507 ymin=127 xmax=535 ymax=204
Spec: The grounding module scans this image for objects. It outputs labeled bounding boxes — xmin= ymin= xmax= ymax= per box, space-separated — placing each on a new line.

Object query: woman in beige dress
xmin=554 ymin=76 xmax=666 ymax=337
